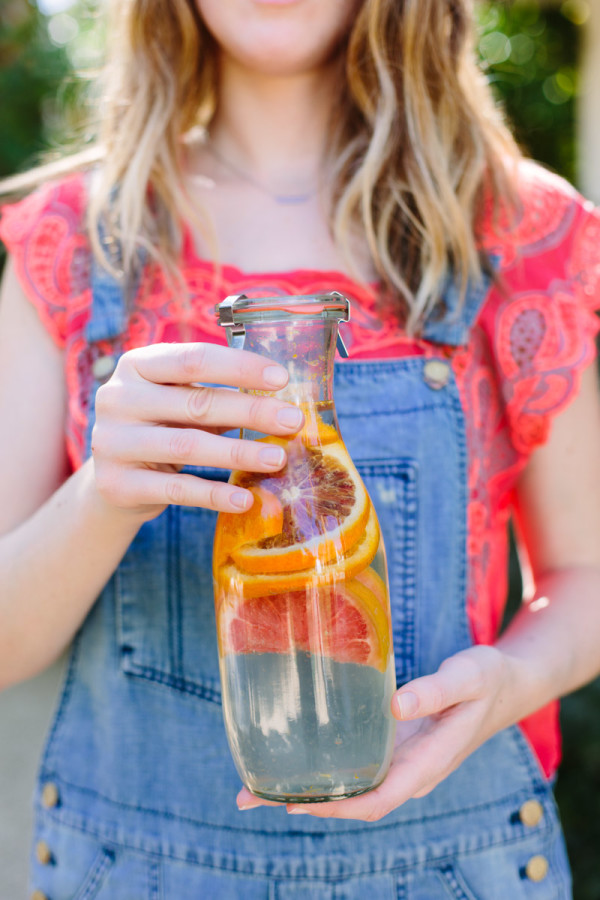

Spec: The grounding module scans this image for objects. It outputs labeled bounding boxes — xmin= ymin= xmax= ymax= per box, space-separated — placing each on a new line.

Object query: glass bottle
xmin=213 ymin=292 xmax=396 ymax=803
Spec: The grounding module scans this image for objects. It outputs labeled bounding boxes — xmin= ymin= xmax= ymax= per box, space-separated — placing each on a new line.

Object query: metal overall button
xmin=35 ymin=840 xmax=53 ymax=865
xmin=519 ymin=799 xmax=544 ymax=827
xmin=92 ymin=354 xmax=117 ymax=383
xmin=31 ymin=891 xmax=49 ymax=900
xmin=423 ymin=359 xmax=451 ymax=390
xmin=524 ymin=855 xmax=549 ymax=883
xmin=41 ymin=782 xmax=60 ymax=809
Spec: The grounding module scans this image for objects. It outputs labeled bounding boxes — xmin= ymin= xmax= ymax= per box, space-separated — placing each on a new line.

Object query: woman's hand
xmin=92 ymin=341 xmax=304 ymax=520
xmin=237 ymin=644 xmax=519 ymax=821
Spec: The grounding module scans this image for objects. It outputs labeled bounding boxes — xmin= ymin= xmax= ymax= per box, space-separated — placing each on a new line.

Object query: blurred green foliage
xmin=0 ymin=1 xmax=70 ymax=176
xmin=477 ymin=0 xmax=580 ymax=183
xmin=0 ymin=1 xmax=598 ymax=897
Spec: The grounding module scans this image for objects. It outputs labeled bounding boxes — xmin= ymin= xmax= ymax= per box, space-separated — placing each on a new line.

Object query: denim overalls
xmin=29 ymin=262 xmax=572 ymax=899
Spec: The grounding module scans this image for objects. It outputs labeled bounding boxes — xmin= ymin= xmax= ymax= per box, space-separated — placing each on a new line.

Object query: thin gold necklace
xmin=206 ymin=141 xmax=318 ymax=206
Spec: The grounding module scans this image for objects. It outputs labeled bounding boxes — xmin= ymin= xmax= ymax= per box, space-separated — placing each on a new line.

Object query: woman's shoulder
xmin=0 ymin=170 xmax=87 ymax=244
xmin=475 ymin=160 xmax=600 ymax=456
xmin=0 ymin=171 xmax=90 ymax=348
xmin=480 ymin=158 xmax=597 ymax=271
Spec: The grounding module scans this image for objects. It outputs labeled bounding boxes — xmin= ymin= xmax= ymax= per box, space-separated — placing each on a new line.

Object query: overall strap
xmin=85 ymin=251 xmax=129 ymax=343
xmin=422 ymin=255 xmax=500 ymax=347
xmin=84 ymin=239 xmax=146 ymax=455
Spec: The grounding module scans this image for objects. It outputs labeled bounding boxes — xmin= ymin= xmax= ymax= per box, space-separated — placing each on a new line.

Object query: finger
xmin=123 ymin=342 xmax=289 ymax=391
xmin=98 ymin=466 xmax=256 ymax=512
xmin=393 ymin=651 xmax=490 ymax=721
xmin=237 ymin=787 xmax=284 ymax=811
xmin=285 ymin=764 xmax=422 ymax=823
xmin=98 ymin=425 xmax=289 ymax=472
xmin=107 ymin=381 xmax=304 ymax=435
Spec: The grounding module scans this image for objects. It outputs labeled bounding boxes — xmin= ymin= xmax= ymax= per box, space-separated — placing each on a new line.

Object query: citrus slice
xmin=217 ymin=569 xmax=391 ymax=672
xmin=354 ymin=567 xmax=388 ymax=610
xmin=297 ymin=404 xmax=339 ymax=447
xmin=263 ymin=408 xmax=338 ymax=448
xmin=230 ymin=440 xmax=370 ymax=575
xmin=317 ymin=577 xmax=390 ymax=671
xmin=216 ymin=504 xmax=380 ymax=599
xmin=213 ymin=484 xmax=283 ymax=573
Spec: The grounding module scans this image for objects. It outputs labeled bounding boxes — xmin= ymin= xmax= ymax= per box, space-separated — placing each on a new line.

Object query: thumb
xmin=392 ymin=650 xmax=491 ymax=721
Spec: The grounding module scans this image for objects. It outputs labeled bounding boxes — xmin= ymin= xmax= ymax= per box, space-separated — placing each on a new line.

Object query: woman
xmin=1 ymin=0 xmax=599 ymax=896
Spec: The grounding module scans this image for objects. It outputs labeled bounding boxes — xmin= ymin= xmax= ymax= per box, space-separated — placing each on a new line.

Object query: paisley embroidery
xmin=480 ymin=161 xmax=577 ymax=268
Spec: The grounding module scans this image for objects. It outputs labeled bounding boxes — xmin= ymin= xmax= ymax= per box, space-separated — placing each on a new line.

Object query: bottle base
xmin=245 ymin=778 xmax=384 ymax=805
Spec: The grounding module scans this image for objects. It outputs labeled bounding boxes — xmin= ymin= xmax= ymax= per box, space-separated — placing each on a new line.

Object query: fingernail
xmin=238 ymin=801 xmax=258 ymax=811
xmin=396 ymin=691 xmax=419 ymax=718
xmin=230 ymin=491 xmax=251 ymax=510
xmin=287 ymin=807 xmax=306 ymax=815
xmin=263 ymin=365 xmax=288 ymax=388
xmin=276 ymin=406 xmax=303 ymax=429
xmin=259 ymin=445 xmax=286 ymax=467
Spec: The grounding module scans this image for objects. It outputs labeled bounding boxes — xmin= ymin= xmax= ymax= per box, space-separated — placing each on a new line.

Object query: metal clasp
xmin=217 ymin=293 xmax=248 ymax=350
xmin=329 ymin=291 xmax=350 ymax=358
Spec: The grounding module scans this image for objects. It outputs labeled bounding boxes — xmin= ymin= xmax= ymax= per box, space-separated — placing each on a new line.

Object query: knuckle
xmin=246 ymin=395 xmax=264 ymax=424
xmin=465 ymin=661 xmax=487 ymax=697
xmin=94 ymin=380 xmax=123 ymax=417
xmin=165 ymin=475 xmax=186 ymax=505
xmin=429 ymin=681 xmax=447 ymax=710
xmin=114 ymin=349 xmax=135 ymax=377
xmin=187 ymin=386 xmax=212 ymax=421
xmin=454 ymin=652 xmax=489 ymax=697
xmin=168 ymin=429 xmax=197 ymax=462
xmin=229 ymin=439 xmax=246 ymax=469
xmin=180 ymin=343 xmax=208 ymax=381
xmin=207 ymin=482 xmax=221 ymax=510
xmin=93 ymin=382 xmax=111 ymax=415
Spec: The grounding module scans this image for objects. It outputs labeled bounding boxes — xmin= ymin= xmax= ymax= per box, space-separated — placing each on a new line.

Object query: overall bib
xmin=29 ymin=264 xmax=572 ymax=900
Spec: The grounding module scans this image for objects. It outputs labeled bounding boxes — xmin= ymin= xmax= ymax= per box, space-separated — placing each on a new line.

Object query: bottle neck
xmin=243 ymin=318 xmax=337 ymax=407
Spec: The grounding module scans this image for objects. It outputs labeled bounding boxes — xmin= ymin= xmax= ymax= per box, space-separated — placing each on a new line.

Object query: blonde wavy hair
xmin=1 ymin=0 xmax=520 ymax=333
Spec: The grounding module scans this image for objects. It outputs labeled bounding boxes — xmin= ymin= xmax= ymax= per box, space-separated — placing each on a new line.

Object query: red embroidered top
xmin=2 ymin=162 xmax=599 ymax=778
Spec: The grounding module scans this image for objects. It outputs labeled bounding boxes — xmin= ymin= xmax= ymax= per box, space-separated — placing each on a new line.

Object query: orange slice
xmin=213 ymin=484 xmax=283 ymax=574
xmin=230 ymin=440 xmax=370 ymax=575
xmin=217 ymin=562 xmax=391 ymax=672
xmin=297 ymin=406 xmax=339 ymax=447
xmin=216 ymin=504 xmax=380 ymax=599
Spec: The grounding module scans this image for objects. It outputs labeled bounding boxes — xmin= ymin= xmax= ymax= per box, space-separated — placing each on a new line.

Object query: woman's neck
xmin=208 ymin=55 xmax=339 ymax=191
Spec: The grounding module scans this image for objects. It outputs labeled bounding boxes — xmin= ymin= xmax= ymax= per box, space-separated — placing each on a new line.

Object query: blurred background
xmin=0 ymin=0 xmax=599 ymax=897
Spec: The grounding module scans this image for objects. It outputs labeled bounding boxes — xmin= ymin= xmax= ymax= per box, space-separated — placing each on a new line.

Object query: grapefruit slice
xmin=215 ymin=504 xmax=380 ymax=599
xmin=218 ymin=572 xmax=391 ymax=672
xmin=213 ymin=484 xmax=283 ymax=573
xmin=231 ymin=440 xmax=370 ymax=575
xmin=318 ymin=577 xmax=391 ymax=670
xmin=354 ymin=567 xmax=388 ymax=610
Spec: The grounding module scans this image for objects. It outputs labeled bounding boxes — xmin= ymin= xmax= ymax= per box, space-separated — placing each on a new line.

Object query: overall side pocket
xmin=355 ymin=458 xmax=419 ymax=686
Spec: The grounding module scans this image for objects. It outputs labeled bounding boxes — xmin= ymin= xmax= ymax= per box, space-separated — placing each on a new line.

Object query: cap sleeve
xmin=0 ymin=173 xmax=89 ymax=348
xmin=486 ymin=169 xmax=600 ymax=456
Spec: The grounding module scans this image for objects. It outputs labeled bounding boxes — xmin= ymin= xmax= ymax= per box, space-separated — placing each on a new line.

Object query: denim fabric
xmin=29 ymin=266 xmax=572 ymax=898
